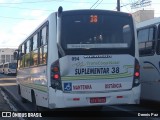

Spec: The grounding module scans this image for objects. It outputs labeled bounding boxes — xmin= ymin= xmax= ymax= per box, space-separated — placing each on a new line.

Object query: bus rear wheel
xmin=31 ymin=90 xmax=47 ymax=111
xmin=18 ymin=85 xmax=27 ymax=103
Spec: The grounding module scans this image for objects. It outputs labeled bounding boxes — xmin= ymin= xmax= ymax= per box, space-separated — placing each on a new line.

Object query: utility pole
xmin=117 ymin=0 xmax=120 ymax=11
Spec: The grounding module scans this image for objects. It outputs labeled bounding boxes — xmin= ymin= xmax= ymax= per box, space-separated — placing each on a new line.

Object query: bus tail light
xmin=52 ymin=66 xmax=59 ymax=72
xmin=53 ymin=74 xmax=60 ymax=79
xmin=51 ymin=60 xmax=62 ymax=90
xmin=133 ymin=59 xmax=140 ymax=87
xmin=73 ymin=98 xmax=80 ymax=101
xmin=134 ymin=72 xmax=140 ymax=77
xmin=117 ymin=96 xmax=123 ymax=99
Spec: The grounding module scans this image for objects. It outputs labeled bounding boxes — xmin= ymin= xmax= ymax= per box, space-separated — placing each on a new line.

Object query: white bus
xmin=137 ymin=17 xmax=160 ymax=102
xmin=3 ymin=62 xmax=17 ymax=75
xmin=0 ymin=63 xmax=4 ymax=74
xmin=14 ymin=7 xmax=140 ymax=110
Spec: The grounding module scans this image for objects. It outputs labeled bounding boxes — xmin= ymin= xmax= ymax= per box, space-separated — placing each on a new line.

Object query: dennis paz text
xmin=138 ymin=113 xmax=158 ymax=117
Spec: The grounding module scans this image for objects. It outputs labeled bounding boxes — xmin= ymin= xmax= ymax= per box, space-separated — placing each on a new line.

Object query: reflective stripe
xmin=61 ymin=72 xmax=133 ymax=81
xmin=20 ymin=83 xmax=47 ymax=92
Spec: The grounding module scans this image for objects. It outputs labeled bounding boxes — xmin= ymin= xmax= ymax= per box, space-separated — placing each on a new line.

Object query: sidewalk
xmin=0 ymin=88 xmax=19 ymax=120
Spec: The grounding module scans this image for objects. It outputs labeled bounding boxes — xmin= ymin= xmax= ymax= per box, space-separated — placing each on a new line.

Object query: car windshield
xmin=9 ymin=63 xmax=17 ymax=69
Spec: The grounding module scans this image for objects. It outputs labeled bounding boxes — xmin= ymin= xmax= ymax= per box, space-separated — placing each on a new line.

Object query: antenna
xmin=130 ymin=0 xmax=152 ymax=10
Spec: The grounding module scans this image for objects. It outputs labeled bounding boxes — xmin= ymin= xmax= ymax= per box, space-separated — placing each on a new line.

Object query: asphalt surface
xmin=0 ymin=88 xmax=19 ymax=120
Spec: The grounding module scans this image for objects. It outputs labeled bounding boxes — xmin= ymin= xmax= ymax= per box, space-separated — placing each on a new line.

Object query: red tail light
xmin=135 ymin=64 xmax=140 ymax=70
xmin=134 ymin=62 xmax=140 ymax=78
xmin=52 ymin=66 xmax=59 ymax=72
xmin=51 ymin=60 xmax=62 ymax=90
xmin=53 ymin=74 xmax=60 ymax=79
xmin=134 ymin=72 xmax=140 ymax=77
xmin=133 ymin=59 xmax=140 ymax=87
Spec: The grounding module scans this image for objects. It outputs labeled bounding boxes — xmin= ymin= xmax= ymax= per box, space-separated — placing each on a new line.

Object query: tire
xmin=31 ymin=91 xmax=38 ymax=111
xmin=21 ymin=96 xmax=27 ymax=103
xmin=31 ymin=91 xmax=48 ymax=111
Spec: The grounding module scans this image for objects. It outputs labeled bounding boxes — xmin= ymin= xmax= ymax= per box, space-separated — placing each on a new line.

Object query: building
xmin=132 ymin=10 xmax=154 ymax=23
xmin=0 ymin=48 xmax=16 ymax=64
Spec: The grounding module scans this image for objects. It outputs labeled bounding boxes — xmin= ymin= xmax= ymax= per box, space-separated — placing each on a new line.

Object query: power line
xmin=93 ymin=0 xmax=103 ymax=9
xmin=90 ymin=0 xmax=100 ymax=9
xmin=112 ymin=2 xmax=131 ymax=11
xmin=121 ymin=0 xmax=131 ymax=12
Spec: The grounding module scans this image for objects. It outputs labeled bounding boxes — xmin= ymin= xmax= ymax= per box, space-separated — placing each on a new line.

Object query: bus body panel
xmin=137 ymin=17 xmax=160 ymax=102
xmin=17 ymin=65 xmax=48 ymax=107
xmin=17 ymin=12 xmax=58 ymax=108
xmin=48 ymin=54 xmax=140 ymax=108
xmin=20 ymin=85 xmax=48 ymax=108
xmin=60 ymin=55 xmax=135 ymax=92
xmin=15 ymin=9 xmax=140 ymax=109
xmin=47 ymin=13 xmax=58 ymax=88
xmin=48 ymin=85 xmax=140 ymax=108
xmin=139 ymin=55 xmax=160 ymax=101
xmin=133 ymin=16 xmax=139 ymax=60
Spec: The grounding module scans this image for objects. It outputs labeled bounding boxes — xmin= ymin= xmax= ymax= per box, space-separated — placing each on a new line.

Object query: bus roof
xmin=18 ymin=9 xmax=133 ymax=49
xmin=136 ymin=17 xmax=160 ymax=29
xmin=61 ymin=9 xmax=132 ymax=17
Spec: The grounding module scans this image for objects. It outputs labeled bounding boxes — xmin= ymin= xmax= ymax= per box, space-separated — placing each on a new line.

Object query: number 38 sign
xmin=90 ymin=15 xmax=98 ymax=23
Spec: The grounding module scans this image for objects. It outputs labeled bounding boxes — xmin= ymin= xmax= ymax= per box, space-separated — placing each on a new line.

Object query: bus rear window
xmin=61 ymin=14 xmax=133 ymax=50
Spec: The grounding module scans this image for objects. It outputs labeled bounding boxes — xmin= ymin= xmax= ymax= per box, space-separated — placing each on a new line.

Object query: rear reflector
xmin=52 ymin=66 xmax=59 ymax=72
xmin=53 ymin=74 xmax=60 ymax=79
xmin=117 ymin=96 xmax=123 ymax=98
xmin=73 ymin=98 xmax=80 ymax=101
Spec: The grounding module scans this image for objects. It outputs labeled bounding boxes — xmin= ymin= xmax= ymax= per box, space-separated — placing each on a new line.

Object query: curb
xmin=0 ymin=86 xmax=27 ymax=112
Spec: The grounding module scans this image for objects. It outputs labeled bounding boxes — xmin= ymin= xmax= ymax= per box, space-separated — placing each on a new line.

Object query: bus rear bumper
xmin=48 ymin=85 xmax=140 ymax=109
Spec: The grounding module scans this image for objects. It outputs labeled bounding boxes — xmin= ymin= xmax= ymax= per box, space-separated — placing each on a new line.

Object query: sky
xmin=0 ymin=0 xmax=159 ymax=48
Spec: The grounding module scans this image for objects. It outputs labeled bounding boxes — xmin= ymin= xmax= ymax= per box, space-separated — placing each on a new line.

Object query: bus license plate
xmin=90 ymin=97 xmax=106 ymax=103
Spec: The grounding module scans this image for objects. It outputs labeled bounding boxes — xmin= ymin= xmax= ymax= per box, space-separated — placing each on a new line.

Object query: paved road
xmin=0 ymin=90 xmax=18 ymax=120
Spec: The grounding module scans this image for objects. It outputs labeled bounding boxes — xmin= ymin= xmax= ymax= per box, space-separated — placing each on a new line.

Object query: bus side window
xmin=31 ymin=50 xmax=38 ymax=66
xmin=41 ymin=26 xmax=48 ymax=45
xmin=25 ymin=40 xmax=31 ymax=67
xmin=33 ymin=34 xmax=38 ymax=50
xmin=39 ymin=25 xmax=48 ymax=65
xmin=18 ymin=46 xmax=22 ymax=68
xmin=43 ymin=45 xmax=47 ymax=64
xmin=31 ymin=34 xmax=38 ymax=66
xmin=21 ymin=44 xmax=25 ymax=68
xmin=138 ymin=27 xmax=155 ymax=56
xmin=156 ymin=24 xmax=160 ymax=54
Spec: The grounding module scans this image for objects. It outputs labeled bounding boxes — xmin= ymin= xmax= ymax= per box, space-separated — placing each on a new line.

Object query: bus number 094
xmin=72 ymin=57 xmax=79 ymax=61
